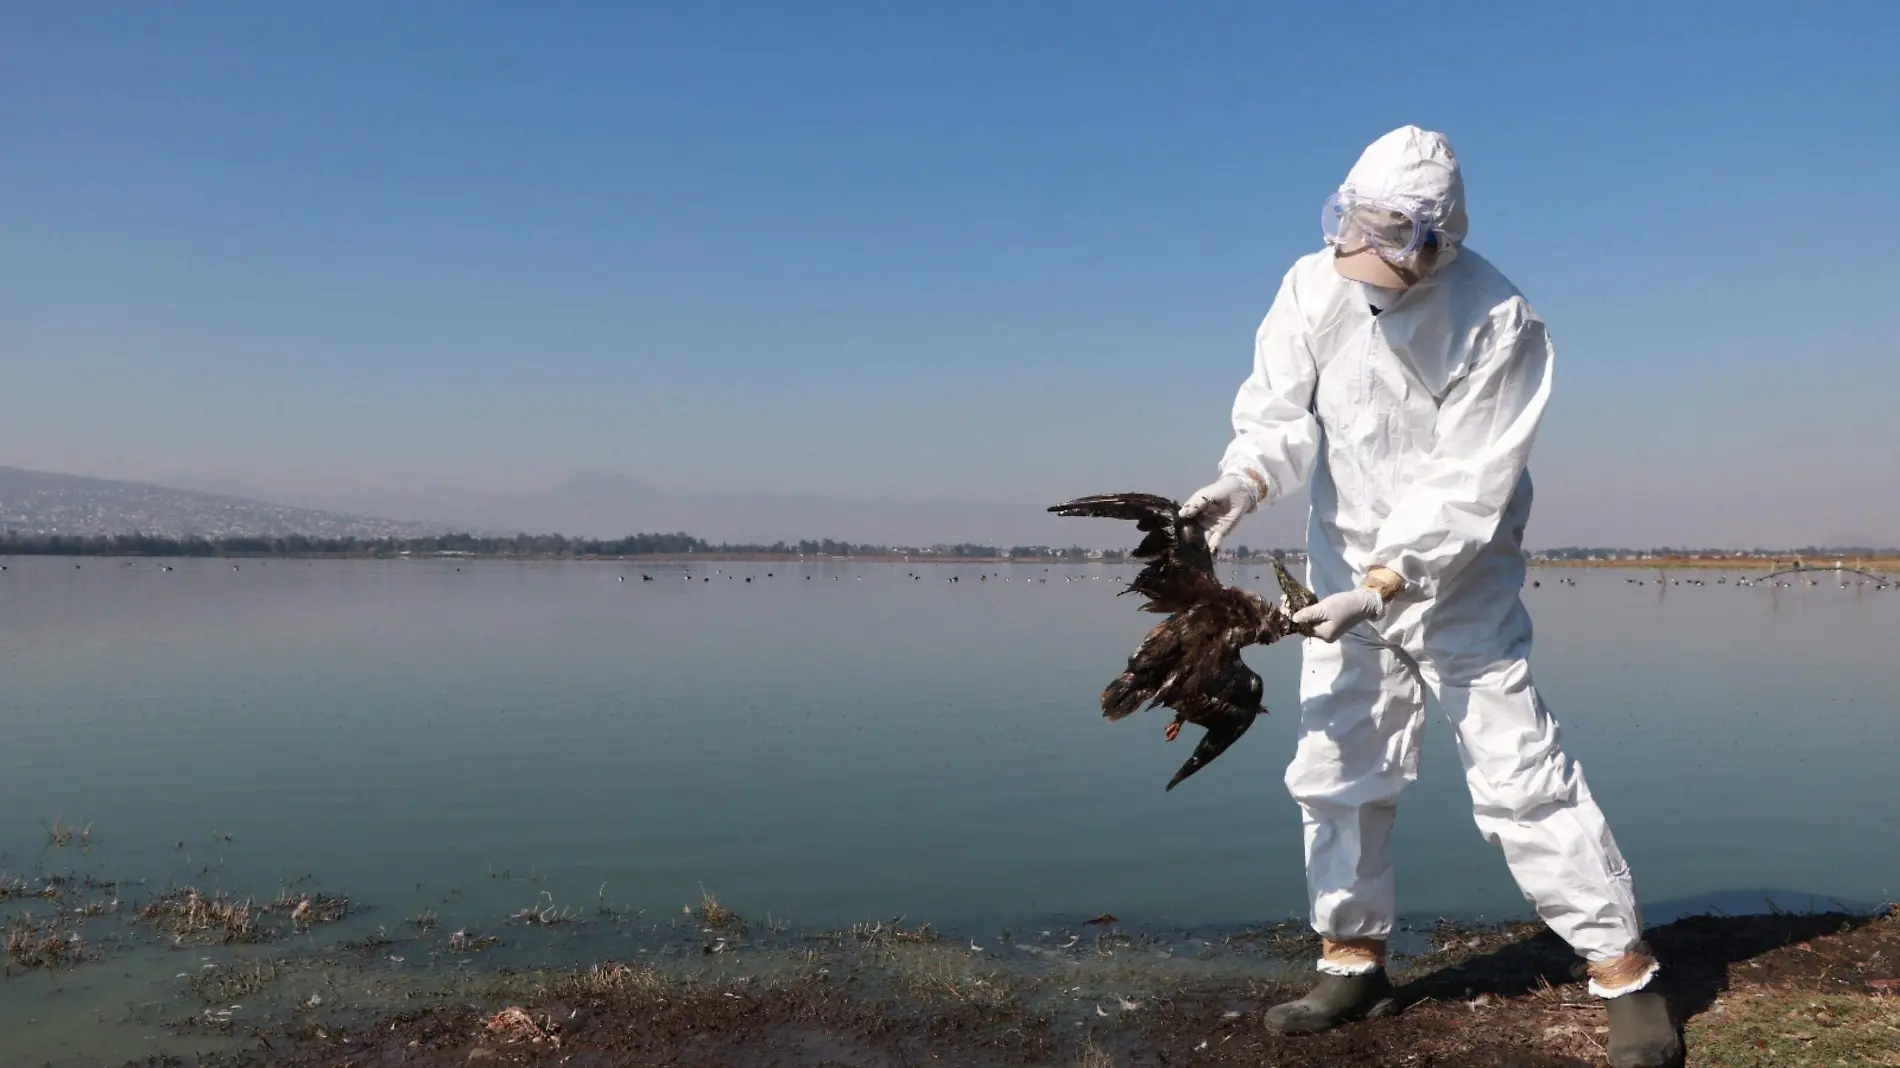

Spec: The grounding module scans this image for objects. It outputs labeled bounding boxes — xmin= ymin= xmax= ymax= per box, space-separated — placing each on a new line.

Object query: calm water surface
xmin=1 ymin=556 xmax=1896 ymax=1060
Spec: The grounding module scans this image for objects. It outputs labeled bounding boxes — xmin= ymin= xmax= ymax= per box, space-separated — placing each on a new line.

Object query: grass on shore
xmin=1689 ymin=987 xmax=1900 ymax=1067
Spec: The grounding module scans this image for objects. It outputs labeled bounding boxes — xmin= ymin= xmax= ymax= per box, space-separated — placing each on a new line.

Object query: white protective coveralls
xmin=1217 ymin=127 xmax=1655 ymax=997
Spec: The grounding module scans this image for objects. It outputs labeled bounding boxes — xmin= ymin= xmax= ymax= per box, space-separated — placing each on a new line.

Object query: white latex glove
xmin=1291 ymin=587 xmax=1387 ymax=642
xmin=1178 ymin=475 xmax=1258 ymax=554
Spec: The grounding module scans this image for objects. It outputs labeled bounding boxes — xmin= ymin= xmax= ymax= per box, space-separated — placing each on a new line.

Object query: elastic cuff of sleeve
xmin=1361 ymin=566 xmax=1405 ymax=603
xmin=1232 ymin=468 xmax=1269 ymax=509
xmin=1368 ymin=589 xmax=1390 ymax=620
xmin=1372 ymin=557 xmax=1431 ymax=601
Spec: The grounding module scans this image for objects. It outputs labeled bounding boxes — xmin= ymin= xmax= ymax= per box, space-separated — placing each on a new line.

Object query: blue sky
xmin=4 ymin=3 xmax=1896 ymax=546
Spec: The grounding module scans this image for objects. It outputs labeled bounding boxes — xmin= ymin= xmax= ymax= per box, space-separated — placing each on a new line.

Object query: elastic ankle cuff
xmin=1319 ymin=936 xmax=1386 ymax=975
xmin=1588 ymin=947 xmax=1660 ymax=998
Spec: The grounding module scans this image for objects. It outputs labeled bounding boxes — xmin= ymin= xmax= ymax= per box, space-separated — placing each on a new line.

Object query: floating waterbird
xmin=1049 ymin=492 xmax=1318 ymax=790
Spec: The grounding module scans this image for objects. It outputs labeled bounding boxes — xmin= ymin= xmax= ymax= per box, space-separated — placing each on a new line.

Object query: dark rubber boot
xmin=1606 ymin=990 xmax=1682 ymax=1067
xmin=1263 ymin=970 xmax=1395 ymax=1034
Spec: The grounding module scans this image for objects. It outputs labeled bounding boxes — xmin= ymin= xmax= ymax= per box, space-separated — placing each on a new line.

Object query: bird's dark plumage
xmin=1050 ymin=492 xmax=1317 ymax=790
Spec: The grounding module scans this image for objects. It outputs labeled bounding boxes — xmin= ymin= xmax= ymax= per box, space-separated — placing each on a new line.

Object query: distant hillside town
xmin=0 ymin=466 xmax=439 ymax=541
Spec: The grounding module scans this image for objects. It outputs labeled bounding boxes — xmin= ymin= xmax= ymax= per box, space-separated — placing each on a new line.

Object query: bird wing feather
xmin=1048 ymin=493 xmax=1221 ymax=614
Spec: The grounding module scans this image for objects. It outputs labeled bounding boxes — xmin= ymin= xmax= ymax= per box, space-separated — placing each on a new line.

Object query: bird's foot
xmin=1164 ymin=720 xmax=1181 ymax=743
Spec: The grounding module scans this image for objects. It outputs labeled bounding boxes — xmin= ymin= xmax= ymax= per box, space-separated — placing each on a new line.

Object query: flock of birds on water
xmin=24 ymin=490 xmax=1824 ymax=793
xmin=2 ymin=562 xmax=1891 ymax=593
xmin=8 ymin=516 xmax=1890 ymax=794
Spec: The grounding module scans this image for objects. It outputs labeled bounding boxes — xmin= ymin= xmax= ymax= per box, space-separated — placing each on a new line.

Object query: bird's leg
xmin=1258 ymin=610 xmax=1315 ymax=644
xmin=1164 ymin=714 xmax=1183 ymax=743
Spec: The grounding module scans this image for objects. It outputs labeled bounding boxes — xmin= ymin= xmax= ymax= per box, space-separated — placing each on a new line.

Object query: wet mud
xmin=6 ymin=839 xmax=1896 ymax=1067
xmin=118 ymin=909 xmax=1900 ymax=1068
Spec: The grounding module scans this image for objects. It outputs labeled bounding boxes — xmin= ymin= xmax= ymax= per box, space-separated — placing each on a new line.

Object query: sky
xmin=4 ymin=2 xmax=1897 ymax=548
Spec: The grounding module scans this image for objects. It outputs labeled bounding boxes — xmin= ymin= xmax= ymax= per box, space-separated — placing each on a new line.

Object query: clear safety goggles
xmin=1321 ymin=188 xmax=1438 ymax=262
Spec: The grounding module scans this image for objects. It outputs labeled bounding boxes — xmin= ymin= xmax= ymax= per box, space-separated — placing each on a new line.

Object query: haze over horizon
xmin=7 ymin=464 xmax=1897 ymax=554
xmin=6 ymin=5 xmax=1897 ymax=549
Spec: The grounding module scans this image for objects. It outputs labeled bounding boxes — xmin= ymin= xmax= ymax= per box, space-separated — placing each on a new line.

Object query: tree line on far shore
xmin=5 ymin=530 xmax=1890 ymax=563
xmin=0 ymin=531 xmax=1186 ymax=562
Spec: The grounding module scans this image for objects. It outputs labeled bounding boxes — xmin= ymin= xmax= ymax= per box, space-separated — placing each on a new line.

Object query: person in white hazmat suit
xmin=1180 ymin=127 xmax=1681 ymax=1068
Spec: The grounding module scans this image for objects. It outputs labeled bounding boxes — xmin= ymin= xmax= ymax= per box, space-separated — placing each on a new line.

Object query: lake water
xmin=2 ymin=555 xmax=1896 ymax=1061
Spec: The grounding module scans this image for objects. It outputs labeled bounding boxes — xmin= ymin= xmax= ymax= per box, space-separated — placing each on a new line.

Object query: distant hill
xmin=0 ymin=467 xmax=442 ymax=540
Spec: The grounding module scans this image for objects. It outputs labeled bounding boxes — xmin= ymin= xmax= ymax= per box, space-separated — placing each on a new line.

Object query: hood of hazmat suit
xmin=1326 ymin=126 xmax=1467 ymax=288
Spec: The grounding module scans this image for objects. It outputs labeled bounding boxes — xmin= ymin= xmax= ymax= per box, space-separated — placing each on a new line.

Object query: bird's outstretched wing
xmin=1047 ymin=493 xmax=1220 ymax=613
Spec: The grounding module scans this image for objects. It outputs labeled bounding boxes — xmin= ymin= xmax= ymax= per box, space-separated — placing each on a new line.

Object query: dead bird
xmin=1049 ymin=492 xmax=1318 ymax=790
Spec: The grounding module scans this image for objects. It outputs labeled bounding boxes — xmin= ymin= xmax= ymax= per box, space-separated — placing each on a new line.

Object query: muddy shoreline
xmin=7 ymin=850 xmax=1893 ymax=1067
xmin=162 ymin=910 xmax=1898 ymax=1068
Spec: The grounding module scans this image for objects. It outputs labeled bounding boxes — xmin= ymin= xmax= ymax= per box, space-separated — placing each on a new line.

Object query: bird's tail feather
xmin=1165 ymin=715 xmax=1254 ymax=791
xmin=1101 ymin=673 xmax=1149 ymax=720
